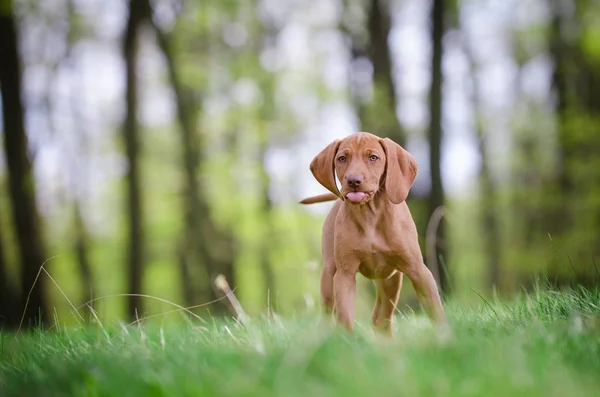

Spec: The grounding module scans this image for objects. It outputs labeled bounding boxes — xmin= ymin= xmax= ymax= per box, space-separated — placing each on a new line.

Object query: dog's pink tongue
xmin=346 ymin=192 xmax=366 ymax=203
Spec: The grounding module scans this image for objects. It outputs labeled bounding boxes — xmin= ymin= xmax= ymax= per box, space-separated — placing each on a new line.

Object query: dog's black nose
xmin=347 ymin=175 xmax=363 ymax=188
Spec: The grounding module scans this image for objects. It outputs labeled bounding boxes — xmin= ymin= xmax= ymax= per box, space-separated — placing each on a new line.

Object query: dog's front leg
xmin=405 ymin=264 xmax=446 ymax=324
xmin=333 ymin=269 xmax=357 ymax=331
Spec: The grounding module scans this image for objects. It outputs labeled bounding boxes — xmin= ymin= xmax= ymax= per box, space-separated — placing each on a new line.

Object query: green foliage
xmin=1 ymin=288 xmax=600 ymax=396
xmin=5 ymin=0 xmax=600 ymax=330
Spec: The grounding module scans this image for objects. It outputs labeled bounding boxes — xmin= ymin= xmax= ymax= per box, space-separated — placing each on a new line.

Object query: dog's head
xmin=309 ymin=132 xmax=417 ymax=205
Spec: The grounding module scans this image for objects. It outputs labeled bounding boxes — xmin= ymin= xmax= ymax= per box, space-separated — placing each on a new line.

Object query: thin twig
xmin=78 ymin=294 xmax=216 ymax=324
xmin=128 ymin=289 xmax=236 ymax=326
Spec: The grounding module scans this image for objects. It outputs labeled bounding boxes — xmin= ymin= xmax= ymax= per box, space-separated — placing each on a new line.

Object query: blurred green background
xmin=1 ymin=0 xmax=599 ymax=328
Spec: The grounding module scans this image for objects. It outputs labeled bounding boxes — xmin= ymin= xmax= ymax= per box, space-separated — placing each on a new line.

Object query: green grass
xmin=1 ymin=288 xmax=600 ymax=397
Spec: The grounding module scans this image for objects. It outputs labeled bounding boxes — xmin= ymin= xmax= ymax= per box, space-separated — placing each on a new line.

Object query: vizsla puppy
xmin=300 ymin=132 xmax=446 ymax=333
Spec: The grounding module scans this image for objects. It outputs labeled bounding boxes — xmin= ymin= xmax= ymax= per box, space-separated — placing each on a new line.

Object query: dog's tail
xmin=299 ymin=193 xmax=338 ymax=205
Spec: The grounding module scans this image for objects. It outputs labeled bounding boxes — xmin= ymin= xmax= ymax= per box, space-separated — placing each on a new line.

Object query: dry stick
xmin=17 ymin=256 xmax=60 ymax=334
xmin=425 ymin=206 xmax=445 ymax=289
xmin=214 ymin=274 xmax=249 ymax=325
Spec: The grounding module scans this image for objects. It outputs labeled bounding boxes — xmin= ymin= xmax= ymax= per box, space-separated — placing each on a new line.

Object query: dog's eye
xmin=337 ymin=156 xmax=346 ymax=163
xmin=369 ymin=155 xmax=379 ymax=161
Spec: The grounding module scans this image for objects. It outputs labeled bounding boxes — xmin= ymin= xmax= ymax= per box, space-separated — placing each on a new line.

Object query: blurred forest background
xmin=1 ymin=0 xmax=599 ymax=329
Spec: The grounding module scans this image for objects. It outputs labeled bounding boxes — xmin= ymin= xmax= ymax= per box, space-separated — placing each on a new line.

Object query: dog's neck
xmin=342 ymin=191 xmax=396 ymax=227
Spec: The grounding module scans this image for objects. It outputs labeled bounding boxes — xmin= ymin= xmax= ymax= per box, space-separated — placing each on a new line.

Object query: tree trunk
xmin=152 ymin=25 xmax=205 ymax=306
xmin=543 ymin=2 xmax=576 ymax=284
xmin=544 ymin=0 xmax=600 ymax=286
xmin=367 ymin=0 xmax=404 ymax=145
xmin=150 ymin=14 xmax=236 ymax=312
xmin=427 ymin=0 xmax=448 ymax=294
xmin=464 ymin=42 xmax=502 ymax=291
xmin=123 ymin=0 xmax=150 ymax=319
xmin=343 ymin=0 xmax=404 ymax=145
xmin=63 ymin=0 xmax=96 ymax=313
xmin=0 ymin=1 xmax=49 ymax=327
xmin=73 ymin=204 xmax=94 ymax=311
xmin=0 ymin=211 xmax=20 ymax=328
xmin=177 ymin=245 xmax=196 ymax=308
xmin=549 ymin=6 xmax=573 ymax=199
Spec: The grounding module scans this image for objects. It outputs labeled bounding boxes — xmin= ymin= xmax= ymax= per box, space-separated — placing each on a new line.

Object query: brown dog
xmin=301 ymin=132 xmax=446 ymax=333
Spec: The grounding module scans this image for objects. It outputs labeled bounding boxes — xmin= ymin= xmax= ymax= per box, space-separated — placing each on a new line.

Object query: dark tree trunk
xmin=150 ymin=14 xmax=236 ymax=312
xmin=73 ymin=204 xmax=94 ymax=310
xmin=343 ymin=0 xmax=404 ymax=145
xmin=177 ymin=245 xmax=196 ymax=308
xmin=543 ymin=2 xmax=576 ymax=284
xmin=427 ymin=0 xmax=448 ymax=294
xmin=0 ymin=211 xmax=20 ymax=328
xmin=0 ymin=2 xmax=49 ymax=327
xmin=367 ymin=0 xmax=404 ymax=145
xmin=152 ymin=25 xmax=205 ymax=306
xmin=544 ymin=0 xmax=600 ymax=286
xmin=549 ymin=6 xmax=572 ymax=199
xmin=123 ymin=0 xmax=150 ymax=319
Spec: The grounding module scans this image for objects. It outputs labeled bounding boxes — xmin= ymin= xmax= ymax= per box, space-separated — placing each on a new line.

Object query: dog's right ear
xmin=380 ymin=138 xmax=418 ymax=204
xmin=309 ymin=139 xmax=342 ymax=198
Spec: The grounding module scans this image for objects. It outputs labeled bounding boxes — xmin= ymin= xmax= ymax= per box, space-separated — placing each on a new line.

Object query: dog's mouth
xmin=345 ymin=191 xmax=373 ymax=204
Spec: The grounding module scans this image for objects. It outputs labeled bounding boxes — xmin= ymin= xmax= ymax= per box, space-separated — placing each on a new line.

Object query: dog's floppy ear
xmin=309 ymin=139 xmax=342 ymax=198
xmin=380 ymin=138 xmax=418 ymax=204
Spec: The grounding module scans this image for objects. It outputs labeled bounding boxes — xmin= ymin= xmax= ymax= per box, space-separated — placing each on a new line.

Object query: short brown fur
xmin=301 ymin=132 xmax=446 ymax=333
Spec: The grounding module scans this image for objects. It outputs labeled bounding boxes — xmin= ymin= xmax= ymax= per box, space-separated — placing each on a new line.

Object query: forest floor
xmin=1 ymin=287 xmax=600 ymax=397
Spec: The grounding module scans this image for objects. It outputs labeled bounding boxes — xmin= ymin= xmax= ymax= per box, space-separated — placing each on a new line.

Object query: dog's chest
xmin=338 ymin=228 xmax=398 ymax=279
